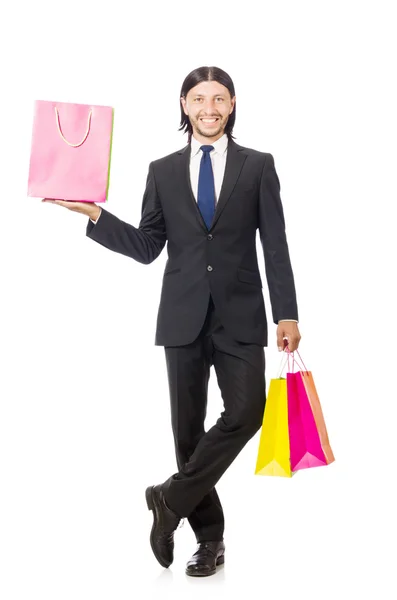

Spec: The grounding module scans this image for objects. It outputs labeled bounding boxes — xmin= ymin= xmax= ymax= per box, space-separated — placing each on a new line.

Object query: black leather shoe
xmin=145 ymin=484 xmax=181 ymax=568
xmin=185 ymin=541 xmax=225 ymax=577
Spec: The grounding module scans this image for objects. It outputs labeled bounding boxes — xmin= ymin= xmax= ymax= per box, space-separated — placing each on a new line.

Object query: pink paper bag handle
xmin=277 ymin=347 xmax=308 ymax=377
xmin=287 ymin=349 xmax=308 ymax=373
xmin=54 ymin=106 xmax=92 ymax=147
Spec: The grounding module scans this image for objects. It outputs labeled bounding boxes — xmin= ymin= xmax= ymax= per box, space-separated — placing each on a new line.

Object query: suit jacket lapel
xmin=177 ymin=138 xmax=248 ymax=231
xmin=212 ymin=139 xmax=247 ymax=229
xmin=177 ymin=142 xmax=207 ymax=231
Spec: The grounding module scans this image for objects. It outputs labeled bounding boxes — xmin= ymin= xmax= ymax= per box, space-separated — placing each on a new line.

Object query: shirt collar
xmin=190 ymin=133 xmax=228 ymax=158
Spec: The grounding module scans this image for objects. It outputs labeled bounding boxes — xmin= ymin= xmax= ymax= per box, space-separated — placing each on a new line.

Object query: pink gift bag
xmin=27 ymin=100 xmax=114 ymax=202
xmin=285 ymin=350 xmax=331 ymax=471
xmin=300 ymin=370 xmax=335 ymax=465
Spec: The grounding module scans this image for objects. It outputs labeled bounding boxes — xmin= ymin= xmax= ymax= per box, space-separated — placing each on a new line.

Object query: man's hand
xmin=42 ymin=198 xmax=101 ymax=221
xmin=277 ymin=321 xmax=301 ymax=353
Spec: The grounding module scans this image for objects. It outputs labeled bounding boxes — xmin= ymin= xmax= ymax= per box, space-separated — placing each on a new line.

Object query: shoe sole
xmin=185 ymin=554 xmax=225 ymax=577
xmin=145 ymin=486 xmax=172 ymax=569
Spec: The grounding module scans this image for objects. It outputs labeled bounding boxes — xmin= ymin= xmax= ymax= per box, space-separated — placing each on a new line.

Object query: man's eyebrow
xmin=192 ymin=93 xmax=226 ymax=97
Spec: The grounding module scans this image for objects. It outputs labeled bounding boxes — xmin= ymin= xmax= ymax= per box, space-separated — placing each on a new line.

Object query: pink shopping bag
xmin=285 ymin=350 xmax=331 ymax=471
xmin=300 ymin=370 xmax=335 ymax=465
xmin=27 ymin=100 xmax=114 ymax=202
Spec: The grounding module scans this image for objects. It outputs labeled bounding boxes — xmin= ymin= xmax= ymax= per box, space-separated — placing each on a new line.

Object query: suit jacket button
xmin=207 ymin=265 xmax=213 ymax=271
xmin=207 ymin=234 xmax=213 ymax=240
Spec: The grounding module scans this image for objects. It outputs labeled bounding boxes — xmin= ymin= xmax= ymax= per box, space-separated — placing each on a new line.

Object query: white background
xmin=1 ymin=1 xmax=396 ymax=598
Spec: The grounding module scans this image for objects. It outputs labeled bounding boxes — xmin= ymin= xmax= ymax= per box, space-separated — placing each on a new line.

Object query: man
xmin=43 ymin=65 xmax=301 ymax=577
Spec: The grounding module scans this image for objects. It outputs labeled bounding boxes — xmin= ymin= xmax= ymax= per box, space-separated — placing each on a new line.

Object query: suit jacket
xmin=86 ymin=138 xmax=298 ymax=346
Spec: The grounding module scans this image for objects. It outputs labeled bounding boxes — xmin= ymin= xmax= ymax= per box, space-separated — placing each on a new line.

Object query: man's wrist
xmin=89 ymin=205 xmax=101 ymax=221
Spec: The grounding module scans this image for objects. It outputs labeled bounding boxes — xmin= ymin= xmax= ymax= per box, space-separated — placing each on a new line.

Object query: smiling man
xmin=43 ymin=65 xmax=301 ymax=577
xmin=184 ymin=85 xmax=232 ymax=137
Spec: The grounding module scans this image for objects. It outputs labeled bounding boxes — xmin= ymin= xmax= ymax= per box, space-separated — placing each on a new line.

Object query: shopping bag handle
xmin=54 ymin=107 xmax=92 ymax=147
xmin=287 ymin=347 xmax=308 ymax=373
xmin=277 ymin=345 xmax=308 ymax=377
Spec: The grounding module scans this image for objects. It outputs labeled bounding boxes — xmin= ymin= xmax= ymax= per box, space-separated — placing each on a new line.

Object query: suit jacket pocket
xmin=164 ymin=266 xmax=181 ymax=276
xmin=237 ymin=268 xmax=263 ymax=288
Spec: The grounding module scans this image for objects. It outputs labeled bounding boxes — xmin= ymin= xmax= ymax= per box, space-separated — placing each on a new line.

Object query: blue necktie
xmin=197 ymin=145 xmax=215 ymax=229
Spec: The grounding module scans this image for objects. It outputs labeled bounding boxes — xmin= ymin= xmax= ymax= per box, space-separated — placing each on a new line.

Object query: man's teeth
xmin=201 ymin=118 xmax=218 ymax=122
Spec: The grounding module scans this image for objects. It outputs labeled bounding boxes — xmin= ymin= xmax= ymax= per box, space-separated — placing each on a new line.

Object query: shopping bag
xmin=287 ymin=350 xmax=334 ymax=471
xmin=300 ymin=370 xmax=335 ymax=465
xmin=255 ymin=347 xmax=334 ymax=477
xmin=255 ymin=377 xmax=292 ymax=477
xmin=287 ymin=371 xmax=327 ymax=470
xmin=27 ymin=100 xmax=114 ymax=202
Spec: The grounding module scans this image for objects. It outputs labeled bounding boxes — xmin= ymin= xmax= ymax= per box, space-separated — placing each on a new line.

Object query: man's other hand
xmin=277 ymin=322 xmax=301 ymax=352
xmin=42 ymin=198 xmax=101 ymax=221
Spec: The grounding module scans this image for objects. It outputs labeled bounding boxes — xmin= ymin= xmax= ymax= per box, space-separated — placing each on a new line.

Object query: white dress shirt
xmin=90 ymin=133 xmax=297 ymax=323
xmin=189 ymin=132 xmax=228 ymax=202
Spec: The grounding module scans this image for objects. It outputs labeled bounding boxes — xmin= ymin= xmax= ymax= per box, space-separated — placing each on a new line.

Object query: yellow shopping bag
xmin=255 ymin=376 xmax=292 ymax=477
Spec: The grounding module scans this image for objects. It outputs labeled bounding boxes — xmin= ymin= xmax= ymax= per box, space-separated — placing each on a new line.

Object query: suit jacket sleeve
xmin=86 ymin=162 xmax=167 ymax=264
xmin=258 ymin=153 xmax=299 ymax=324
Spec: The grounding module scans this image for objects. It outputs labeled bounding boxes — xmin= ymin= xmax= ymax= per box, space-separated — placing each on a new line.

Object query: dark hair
xmin=179 ymin=66 xmax=236 ymax=143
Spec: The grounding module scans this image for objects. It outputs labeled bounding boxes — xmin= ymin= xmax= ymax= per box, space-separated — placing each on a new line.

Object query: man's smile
xmin=199 ymin=117 xmax=220 ymax=127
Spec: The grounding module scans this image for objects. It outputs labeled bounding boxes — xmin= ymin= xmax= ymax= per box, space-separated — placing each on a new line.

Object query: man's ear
xmin=180 ymin=96 xmax=188 ymax=116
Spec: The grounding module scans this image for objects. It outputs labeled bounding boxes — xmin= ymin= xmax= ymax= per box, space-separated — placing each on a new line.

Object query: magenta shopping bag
xmin=27 ymin=100 xmax=114 ymax=202
xmin=286 ymin=351 xmax=328 ymax=471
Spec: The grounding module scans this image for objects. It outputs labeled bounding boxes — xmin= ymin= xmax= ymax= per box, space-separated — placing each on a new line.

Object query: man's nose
xmin=201 ymin=100 xmax=217 ymax=113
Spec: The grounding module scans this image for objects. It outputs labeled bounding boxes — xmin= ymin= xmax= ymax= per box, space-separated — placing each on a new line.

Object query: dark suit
xmin=86 ymin=138 xmax=298 ymax=541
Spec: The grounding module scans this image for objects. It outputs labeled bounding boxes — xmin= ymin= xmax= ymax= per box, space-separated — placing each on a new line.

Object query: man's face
xmin=181 ymin=81 xmax=236 ymax=142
